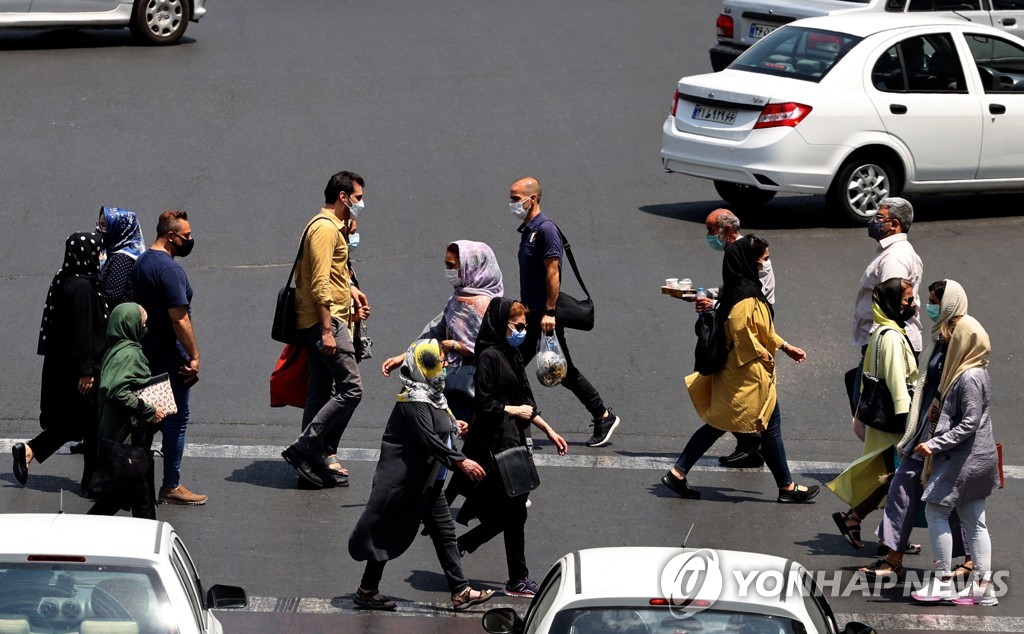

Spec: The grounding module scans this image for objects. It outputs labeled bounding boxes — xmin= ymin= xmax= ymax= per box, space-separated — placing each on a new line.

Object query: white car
xmin=0 ymin=514 xmax=246 ymax=634
xmin=0 ymin=0 xmax=206 ymax=45
xmin=710 ymin=0 xmax=1024 ymax=71
xmin=661 ymin=14 xmax=1024 ymax=222
xmin=481 ymin=547 xmax=875 ymax=634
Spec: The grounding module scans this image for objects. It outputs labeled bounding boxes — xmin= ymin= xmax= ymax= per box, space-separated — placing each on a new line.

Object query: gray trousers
xmin=295 ymin=319 xmax=363 ymax=459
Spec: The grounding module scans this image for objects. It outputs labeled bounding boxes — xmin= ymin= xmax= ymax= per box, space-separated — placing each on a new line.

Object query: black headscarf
xmin=38 ymin=232 xmax=108 ymax=355
xmin=475 ymin=297 xmax=523 ymax=369
xmin=873 ymin=277 xmax=907 ymax=328
xmin=716 ymin=235 xmax=772 ymax=321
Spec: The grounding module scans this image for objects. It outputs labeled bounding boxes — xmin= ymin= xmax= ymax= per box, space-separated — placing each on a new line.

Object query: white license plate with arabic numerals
xmin=749 ymin=23 xmax=778 ymax=39
xmin=691 ymin=104 xmax=738 ymax=125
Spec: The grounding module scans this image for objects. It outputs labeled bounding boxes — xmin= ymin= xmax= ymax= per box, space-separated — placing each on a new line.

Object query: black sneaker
xmin=586 ymin=410 xmax=620 ymax=447
xmin=719 ymin=448 xmax=765 ymax=469
xmin=504 ymin=578 xmax=539 ymax=598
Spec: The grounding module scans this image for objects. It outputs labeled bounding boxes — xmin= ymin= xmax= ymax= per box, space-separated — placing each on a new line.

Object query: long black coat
xmin=348 ymin=401 xmax=465 ymax=563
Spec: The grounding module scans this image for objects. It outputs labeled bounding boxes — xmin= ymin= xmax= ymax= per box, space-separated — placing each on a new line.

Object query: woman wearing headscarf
xmin=381 ymin=241 xmax=504 ymax=422
xmin=97 ymin=206 xmax=145 ymax=307
xmin=859 ymin=280 xmax=972 ymax=582
xmin=348 ymin=339 xmax=494 ymax=612
xmin=662 ymin=235 xmax=819 ymax=503
xmin=909 ymin=314 xmax=999 ymax=605
xmin=453 ymin=298 xmax=568 ymax=599
xmin=13 ymin=233 xmax=108 ymax=489
xmin=830 ymin=278 xmax=919 ymax=549
xmin=88 ymin=303 xmax=166 ymax=518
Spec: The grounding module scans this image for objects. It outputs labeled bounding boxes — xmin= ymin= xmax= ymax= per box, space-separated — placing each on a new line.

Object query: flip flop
xmin=12 ymin=443 xmax=28 ymax=485
xmin=324 ymin=455 xmax=350 ymax=477
xmin=832 ymin=511 xmax=863 ymax=549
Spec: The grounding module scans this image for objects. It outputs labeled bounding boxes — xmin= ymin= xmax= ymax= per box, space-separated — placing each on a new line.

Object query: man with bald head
xmin=509 ymin=177 xmax=620 ymax=447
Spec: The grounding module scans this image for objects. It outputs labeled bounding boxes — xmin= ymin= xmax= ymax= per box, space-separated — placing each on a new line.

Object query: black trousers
xmin=29 ymin=390 xmax=97 ymax=484
xmin=458 ymin=476 xmax=529 ymax=582
xmin=520 ymin=313 xmax=605 ymax=420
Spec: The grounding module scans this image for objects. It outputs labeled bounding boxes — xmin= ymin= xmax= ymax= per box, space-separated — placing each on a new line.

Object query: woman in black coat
xmin=348 ymin=339 xmax=494 ymax=612
xmin=455 ymin=298 xmax=568 ymax=598
xmin=13 ymin=233 xmax=107 ymax=489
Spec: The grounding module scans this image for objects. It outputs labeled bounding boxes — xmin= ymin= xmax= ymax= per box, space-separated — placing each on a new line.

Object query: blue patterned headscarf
xmin=99 ymin=206 xmax=146 ymax=260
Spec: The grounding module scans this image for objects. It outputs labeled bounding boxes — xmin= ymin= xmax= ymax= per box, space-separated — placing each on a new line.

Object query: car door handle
xmin=890 ymin=104 xmax=908 ymax=114
xmin=990 ymin=103 xmax=1006 ymax=115
xmin=1003 ymin=18 xmax=1017 ymax=26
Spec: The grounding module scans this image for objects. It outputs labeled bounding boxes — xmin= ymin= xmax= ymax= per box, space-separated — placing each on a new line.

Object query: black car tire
xmin=827 ymin=156 xmax=899 ymax=225
xmin=130 ymin=0 xmax=190 ymax=46
xmin=713 ymin=180 xmax=777 ymax=209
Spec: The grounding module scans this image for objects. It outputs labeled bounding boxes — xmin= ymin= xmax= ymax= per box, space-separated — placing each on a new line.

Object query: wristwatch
xmin=543 ymin=308 xmax=557 ymax=317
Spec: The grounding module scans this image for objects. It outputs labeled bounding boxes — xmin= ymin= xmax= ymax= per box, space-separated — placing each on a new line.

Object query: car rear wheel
xmin=827 ymin=157 xmax=898 ymax=225
xmin=130 ymin=0 xmax=190 ymax=46
xmin=713 ymin=181 xmax=776 ymax=209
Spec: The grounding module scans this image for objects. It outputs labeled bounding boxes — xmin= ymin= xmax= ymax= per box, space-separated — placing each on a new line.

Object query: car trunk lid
xmin=722 ymin=0 xmax=869 ymax=48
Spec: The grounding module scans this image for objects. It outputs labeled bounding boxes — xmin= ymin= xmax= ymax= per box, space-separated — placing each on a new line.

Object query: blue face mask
xmin=926 ymin=303 xmax=941 ymax=322
xmin=706 ymin=233 xmax=725 ymax=251
xmin=867 ymin=218 xmax=887 ymax=240
xmin=506 ymin=329 xmax=527 ymax=348
xmin=348 ymin=232 xmax=360 ymax=249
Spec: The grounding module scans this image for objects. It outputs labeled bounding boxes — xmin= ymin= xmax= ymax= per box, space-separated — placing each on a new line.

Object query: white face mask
xmin=758 ymin=258 xmax=772 ymax=280
xmin=346 ymin=197 xmax=364 ymax=218
xmin=509 ymin=200 xmax=529 ymax=220
xmin=445 ymin=268 xmax=462 ymax=286
xmin=348 ymin=232 xmax=360 ymax=249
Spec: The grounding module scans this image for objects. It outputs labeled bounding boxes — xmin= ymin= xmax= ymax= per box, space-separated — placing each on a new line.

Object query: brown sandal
xmin=354 ymin=588 xmax=396 ymax=611
xmin=859 ymin=559 xmax=905 ymax=582
xmin=452 ymin=587 xmax=495 ymax=612
xmin=325 ymin=455 xmax=350 ymax=477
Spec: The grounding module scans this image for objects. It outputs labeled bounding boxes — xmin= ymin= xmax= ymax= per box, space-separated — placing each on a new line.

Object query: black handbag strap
xmin=868 ymin=326 xmax=911 ymax=379
xmin=544 ymin=221 xmax=591 ymax=300
xmin=284 ymin=216 xmax=338 ymax=289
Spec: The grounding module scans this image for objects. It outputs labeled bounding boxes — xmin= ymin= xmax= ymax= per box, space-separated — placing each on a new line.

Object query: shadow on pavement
xmin=0 ymin=472 xmax=84 ymax=496
xmin=225 ymin=459 xmax=310 ymax=490
xmin=0 ymin=29 xmax=196 ymax=51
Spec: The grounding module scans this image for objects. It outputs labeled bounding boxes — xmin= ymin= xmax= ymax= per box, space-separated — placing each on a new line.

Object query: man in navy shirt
xmin=131 ymin=210 xmax=206 ymax=506
xmin=509 ymin=177 xmax=620 ymax=447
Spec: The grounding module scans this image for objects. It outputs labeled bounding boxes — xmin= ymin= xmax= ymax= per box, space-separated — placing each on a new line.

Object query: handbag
xmin=89 ymin=424 xmax=154 ymax=497
xmin=856 ymin=328 xmax=912 ymax=434
xmin=492 ymin=427 xmax=540 ymax=497
xmin=270 ymin=344 xmax=309 ymax=408
xmin=130 ymin=373 xmax=177 ymax=425
xmin=444 ymin=363 xmax=476 ymax=399
xmin=997 ymin=442 xmax=1005 ymax=489
xmin=272 ymin=218 xmax=334 ymax=344
xmin=551 ymin=224 xmax=595 ymax=331
xmin=348 ymin=259 xmax=373 ymax=362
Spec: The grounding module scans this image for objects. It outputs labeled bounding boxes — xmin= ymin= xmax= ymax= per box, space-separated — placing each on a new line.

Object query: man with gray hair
xmin=848 ymin=197 xmax=923 ymax=411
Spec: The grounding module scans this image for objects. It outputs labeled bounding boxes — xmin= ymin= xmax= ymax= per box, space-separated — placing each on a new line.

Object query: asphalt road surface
xmin=2 ymin=1 xmax=1024 ymax=632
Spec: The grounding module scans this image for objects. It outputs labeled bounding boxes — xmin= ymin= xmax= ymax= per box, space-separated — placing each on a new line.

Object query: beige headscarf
xmin=920 ymin=314 xmax=990 ymax=484
xmin=898 ymin=280 xmax=968 ymax=453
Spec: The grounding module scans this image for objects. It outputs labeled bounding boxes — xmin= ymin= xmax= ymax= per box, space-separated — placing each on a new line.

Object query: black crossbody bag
xmin=272 ymin=218 xmax=333 ymax=344
xmin=493 ymin=426 xmax=540 ymax=497
xmin=550 ymin=223 xmax=595 ymax=331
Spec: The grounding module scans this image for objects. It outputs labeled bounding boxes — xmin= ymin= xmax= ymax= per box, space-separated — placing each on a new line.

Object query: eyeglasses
xmin=508 ymin=322 xmax=527 ymax=332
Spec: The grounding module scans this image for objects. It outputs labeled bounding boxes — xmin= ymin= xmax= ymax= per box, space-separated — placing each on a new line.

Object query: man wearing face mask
xmin=509 ymin=177 xmax=620 ymax=448
xmin=849 ymin=197 xmax=923 ymax=414
xmin=131 ymin=210 xmax=206 ymax=506
xmin=281 ymin=170 xmax=371 ymax=489
xmin=693 ymin=208 xmax=774 ymax=468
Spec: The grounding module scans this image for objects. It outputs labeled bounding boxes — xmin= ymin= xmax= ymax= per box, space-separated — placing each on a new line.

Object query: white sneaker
xmin=952 ymin=580 xmax=999 ymax=606
xmin=911 ymin=574 xmax=956 ymax=603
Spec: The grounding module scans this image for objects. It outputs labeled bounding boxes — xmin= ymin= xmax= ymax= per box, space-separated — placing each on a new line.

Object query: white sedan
xmin=0 ymin=0 xmax=206 ymax=45
xmin=481 ymin=547 xmax=875 ymax=634
xmin=0 ymin=514 xmax=246 ymax=634
xmin=661 ymin=14 xmax=1024 ymax=223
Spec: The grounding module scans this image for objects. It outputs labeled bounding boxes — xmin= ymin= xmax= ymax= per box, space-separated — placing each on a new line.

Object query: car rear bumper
xmin=660 ymin=115 xmax=840 ymax=193
xmin=709 ymin=43 xmax=747 ymax=72
xmin=192 ymin=0 xmax=207 ymax=22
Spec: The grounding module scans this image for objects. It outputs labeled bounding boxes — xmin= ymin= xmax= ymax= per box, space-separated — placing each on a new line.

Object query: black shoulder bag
xmin=90 ymin=423 xmax=155 ymax=497
xmin=493 ymin=426 xmax=540 ymax=497
xmin=550 ymin=224 xmax=595 ymax=331
xmin=693 ymin=309 xmax=729 ymax=376
xmin=272 ymin=218 xmax=333 ymax=344
xmin=856 ymin=327 xmax=913 ymax=434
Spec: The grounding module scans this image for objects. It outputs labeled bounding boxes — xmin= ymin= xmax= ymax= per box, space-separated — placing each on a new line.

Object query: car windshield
xmin=550 ymin=607 xmax=799 ymax=634
xmin=0 ymin=563 xmax=178 ymax=634
xmin=731 ymin=27 xmax=863 ymax=82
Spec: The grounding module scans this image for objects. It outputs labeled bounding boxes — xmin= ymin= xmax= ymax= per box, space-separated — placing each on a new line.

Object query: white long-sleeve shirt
xmin=851 ymin=233 xmax=923 ymax=351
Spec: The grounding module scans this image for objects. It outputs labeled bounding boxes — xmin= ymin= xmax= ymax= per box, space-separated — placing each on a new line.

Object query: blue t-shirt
xmin=517 ymin=212 xmax=563 ymax=312
xmin=131 ymin=250 xmax=192 ymax=368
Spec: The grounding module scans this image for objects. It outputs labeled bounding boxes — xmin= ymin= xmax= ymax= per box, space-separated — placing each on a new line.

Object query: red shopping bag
xmin=270 ymin=344 xmax=309 ymax=408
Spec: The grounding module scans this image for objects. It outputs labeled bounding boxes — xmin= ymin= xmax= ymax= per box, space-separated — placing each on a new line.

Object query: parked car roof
xmin=0 ymin=514 xmax=167 ymax=562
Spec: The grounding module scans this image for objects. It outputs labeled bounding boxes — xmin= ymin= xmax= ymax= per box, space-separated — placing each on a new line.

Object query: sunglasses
xmin=508 ymin=321 xmax=527 ymax=333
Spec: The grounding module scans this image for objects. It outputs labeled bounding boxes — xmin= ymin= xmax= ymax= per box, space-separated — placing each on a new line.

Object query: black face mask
xmin=901 ymin=305 xmax=917 ymax=322
xmin=172 ymin=233 xmax=195 ymax=258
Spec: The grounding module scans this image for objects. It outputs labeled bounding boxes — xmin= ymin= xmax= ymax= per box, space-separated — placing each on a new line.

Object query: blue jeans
xmin=675 ymin=403 xmax=793 ymax=488
xmin=150 ymin=364 xmax=190 ymax=491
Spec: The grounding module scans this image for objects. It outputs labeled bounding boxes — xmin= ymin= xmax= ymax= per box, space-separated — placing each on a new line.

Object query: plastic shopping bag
xmin=536 ymin=331 xmax=568 ymax=387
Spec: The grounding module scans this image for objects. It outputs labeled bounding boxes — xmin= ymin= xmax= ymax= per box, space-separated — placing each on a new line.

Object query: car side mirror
xmin=206 ymin=584 xmax=247 ymax=609
xmin=482 ymin=607 xmax=523 ymax=633
xmin=842 ymin=622 xmax=876 ymax=634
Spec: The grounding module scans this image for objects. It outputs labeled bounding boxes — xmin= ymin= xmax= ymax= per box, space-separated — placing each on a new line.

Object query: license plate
xmin=692 ymin=104 xmax=738 ymax=125
xmin=749 ymin=23 xmax=778 ymax=39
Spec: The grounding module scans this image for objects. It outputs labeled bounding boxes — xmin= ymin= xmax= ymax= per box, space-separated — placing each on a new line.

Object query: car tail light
xmin=650 ymin=598 xmax=712 ymax=607
xmin=27 ymin=555 xmax=86 ymax=562
xmin=716 ymin=14 xmax=734 ymax=39
xmin=754 ymin=102 xmax=812 ymax=129
xmin=671 ymin=89 xmax=680 ymax=116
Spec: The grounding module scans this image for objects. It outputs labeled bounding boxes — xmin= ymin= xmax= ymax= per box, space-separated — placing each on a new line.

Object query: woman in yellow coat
xmin=662 ymin=235 xmax=819 ymax=503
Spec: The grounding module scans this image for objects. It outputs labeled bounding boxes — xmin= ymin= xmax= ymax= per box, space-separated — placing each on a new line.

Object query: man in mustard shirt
xmin=282 ymin=171 xmax=371 ymax=488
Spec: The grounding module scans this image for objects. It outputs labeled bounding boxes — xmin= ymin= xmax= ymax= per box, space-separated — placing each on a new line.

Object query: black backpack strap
xmin=548 ymin=222 xmax=591 ymax=300
xmin=285 ymin=216 xmax=336 ymax=290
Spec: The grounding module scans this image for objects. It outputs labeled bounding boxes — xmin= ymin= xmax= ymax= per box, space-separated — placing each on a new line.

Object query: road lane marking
xmin=239 ymin=596 xmax=1024 ymax=630
xmin=1 ymin=439 xmax=1022 ymax=480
